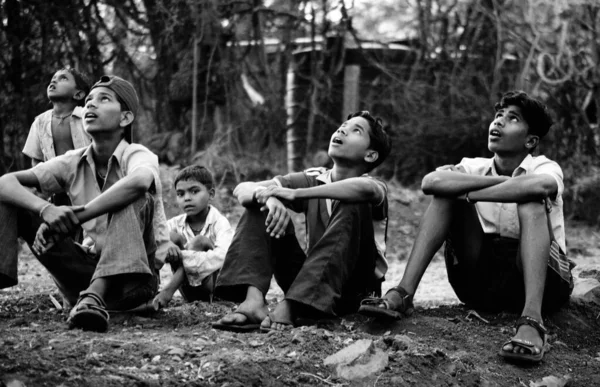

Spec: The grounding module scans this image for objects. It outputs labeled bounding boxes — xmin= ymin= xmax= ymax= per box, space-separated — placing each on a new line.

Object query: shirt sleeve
xmin=22 ymin=118 xmax=44 ymax=161
xmin=123 ymin=145 xmax=160 ymax=192
xmin=531 ymin=157 xmax=564 ymax=200
xmin=180 ymin=214 xmax=234 ymax=287
xmin=30 ymin=154 xmax=71 ymax=194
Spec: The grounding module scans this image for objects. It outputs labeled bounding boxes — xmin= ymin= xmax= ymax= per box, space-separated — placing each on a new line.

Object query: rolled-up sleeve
xmin=30 ymin=155 xmax=71 ymax=194
xmin=22 ymin=118 xmax=44 ymax=161
xmin=533 ymin=158 xmax=564 ymax=199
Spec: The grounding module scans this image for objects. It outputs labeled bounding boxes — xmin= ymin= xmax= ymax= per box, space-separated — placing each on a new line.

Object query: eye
xmin=176 ymin=192 xmax=184 ymax=197
xmin=101 ymin=96 xmax=110 ymax=102
xmin=191 ymin=189 xmax=200 ymax=194
xmin=509 ymin=115 xmax=519 ymax=122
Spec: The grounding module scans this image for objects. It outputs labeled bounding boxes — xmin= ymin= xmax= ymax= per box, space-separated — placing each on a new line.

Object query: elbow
xmin=538 ymin=179 xmax=557 ymax=199
xmin=421 ymin=172 xmax=440 ymax=195
xmin=131 ymin=174 xmax=153 ymax=195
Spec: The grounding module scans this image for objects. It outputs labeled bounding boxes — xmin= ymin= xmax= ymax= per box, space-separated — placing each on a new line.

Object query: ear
xmin=119 ymin=111 xmax=135 ymax=128
xmin=73 ymin=90 xmax=85 ymax=102
xmin=208 ymin=188 xmax=216 ymax=199
xmin=364 ymin=150 xmax=379 ymax=164
xmin=525 ymin=135 xmax=539 ymax=150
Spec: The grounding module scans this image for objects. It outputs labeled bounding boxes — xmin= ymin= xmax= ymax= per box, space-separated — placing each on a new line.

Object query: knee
xmin=517 ymin=200 xmax=545 ymax=220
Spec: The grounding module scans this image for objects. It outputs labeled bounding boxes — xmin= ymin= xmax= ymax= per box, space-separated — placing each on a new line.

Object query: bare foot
xmin=216 ymin=298 xmax=268 ymax=327
xmin=152 ymin=289 xmax=175 ymax=310
xmin=260 ymin=300 xmax=295 ymax=331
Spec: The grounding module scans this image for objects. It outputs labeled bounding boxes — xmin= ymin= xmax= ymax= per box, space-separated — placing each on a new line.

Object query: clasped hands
xmin=31 ymin=204 xmax=84 ymax=255
xmin=253 ymin=186 xmax=296 ymax=239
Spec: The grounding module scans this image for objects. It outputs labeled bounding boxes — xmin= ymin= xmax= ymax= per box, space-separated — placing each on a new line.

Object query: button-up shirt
xmin=22 ymin=107 xmax=91 ymax=162
xmin=31 ymin=140 xmax=170 ymax=262
xmin=167 ymin=205 xmax=233 ymax=286
xmin=456 ymin=154 xmax=566 ymax=251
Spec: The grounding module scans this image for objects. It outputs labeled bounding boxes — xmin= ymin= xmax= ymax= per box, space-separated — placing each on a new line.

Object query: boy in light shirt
xmin=153 ymin=165 xmax=233 ymax=309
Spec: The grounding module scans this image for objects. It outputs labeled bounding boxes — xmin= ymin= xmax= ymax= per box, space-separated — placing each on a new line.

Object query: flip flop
xmin=212 ymin=308 xmax=263 ymax=333
xmin=67 ymin=291 xmax=110 ymax=332
xmin=260 ymin=312 xmax=295 ymax=333
xmin=499 ymin=315 xmax=548 ymax=364
xmin=358 ymin=286 xmax=414 ymax=320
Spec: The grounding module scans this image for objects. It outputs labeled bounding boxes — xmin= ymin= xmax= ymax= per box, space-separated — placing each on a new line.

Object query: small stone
xmin=167 ymin=347 xmax=185 ymax=357
xmin=151 ymin=355 xmax=161 ymax=363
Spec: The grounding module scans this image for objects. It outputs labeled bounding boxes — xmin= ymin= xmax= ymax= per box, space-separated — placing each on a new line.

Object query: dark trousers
xmin=0 ymin=195 xmax=158 ymax=310
xmin=215 ymin=203 xmax=381 ymax=316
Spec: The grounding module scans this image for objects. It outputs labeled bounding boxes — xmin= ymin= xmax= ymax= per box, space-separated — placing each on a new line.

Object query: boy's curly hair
xmin=494 ymin=90 xmax=553 ymax=139
xmin=174 ymin=165 xmax=215 ymax=191
xmin=347 ymin=110 xmax=392 ymax=171
xmin=60 ymin=67 xmax=92 ymax=106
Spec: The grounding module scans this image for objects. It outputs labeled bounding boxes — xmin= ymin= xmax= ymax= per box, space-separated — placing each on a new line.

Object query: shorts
xmin=445 ymin=234 xmax=573 ymax=313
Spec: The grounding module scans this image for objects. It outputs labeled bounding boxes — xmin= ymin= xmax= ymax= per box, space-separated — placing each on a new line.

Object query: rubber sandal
xmin=499 ymin=315 xmax=548 ymax=364
xmin=260 ymin=312 xmax=295 ymax=333
xmin=358 ymin=286 xmax=414 ymax=320
xmin=212 ymin=308 xmax=263 ymax=333
xmin=67 ymin=291 xmax=109 ymax=332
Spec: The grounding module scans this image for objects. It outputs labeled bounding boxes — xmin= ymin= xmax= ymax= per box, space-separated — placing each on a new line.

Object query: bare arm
xmin=0 ymin=171 xmax=48 ymax=214
xmin=468 ymin=174 xmax=558 ymax=203
xmin=421 ymin=170 xmax=509 ymax=197
xmin=233 ymin=180 xmax=279 ymax=207
xmin=284 ymin=177 xmax=384 ymax=204
xmin=76 ymin=167 xmax=155 ymax=224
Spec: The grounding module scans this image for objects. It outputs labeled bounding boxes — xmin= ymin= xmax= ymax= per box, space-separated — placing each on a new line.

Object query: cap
xmin=91 ymin=75 xmax=139 ymax=117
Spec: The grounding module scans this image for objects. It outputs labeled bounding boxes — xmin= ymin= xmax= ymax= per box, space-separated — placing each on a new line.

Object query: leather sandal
xmin=67 ymin=291 xmax=109 ymax=332
xmin=358 ymin=286 xmax=414 ymax=320
xmin=499 ymin=315 xmax=548 ymax=363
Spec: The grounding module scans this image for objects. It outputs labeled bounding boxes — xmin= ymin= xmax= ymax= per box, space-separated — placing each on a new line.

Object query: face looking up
xmin=47 ymin=70 xmax=80 ymax=102
xmin=328 ymin=116 xmax=378 ymax=165
xmin=488 ymin=105 xmax=537 ymax=155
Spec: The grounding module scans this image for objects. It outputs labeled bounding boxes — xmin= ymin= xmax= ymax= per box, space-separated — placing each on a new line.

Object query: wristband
xmin=39 ymin=203 xmax=52 ymax=218
xmin=465 ymin=192 xmax=476 ymax=204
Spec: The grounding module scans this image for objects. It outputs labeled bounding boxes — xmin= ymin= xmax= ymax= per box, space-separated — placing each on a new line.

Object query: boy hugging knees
xmin=359 ymin=91 xmax=573 ymax=364
xmin=0 ymin=75 xmax=170 ymax=333
xmin=212 ymin=111 xmax=392 ymax=333
xmin=152 ymin=165 xmax=233 ymax=309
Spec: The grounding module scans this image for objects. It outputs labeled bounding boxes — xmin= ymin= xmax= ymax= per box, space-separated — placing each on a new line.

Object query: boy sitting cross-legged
xmin=212 ymin=111 xmax=392 ymax=332
xmin=358 ymin=91 xmax=573 ymax=364
xmin=152 ymin=165 xmax=233 ymax=309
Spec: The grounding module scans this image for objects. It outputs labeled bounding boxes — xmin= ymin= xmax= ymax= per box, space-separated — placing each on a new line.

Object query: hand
xmin=165 ymin=241 xmax=182 ymax=264
xmin=255 ymin=186 xmax=297 ymax=203
xmin=261 ymin=197 xmax=290 ymax=238
xmin=185 ymin=234 xmax=214 ymax=252
xmin=170 ymin=231 xmax=186 ymax=249
xmin=31 ymin=223 xmax=61 ymax=255
xmin=40 ymin=204 xmax=82 ymax=234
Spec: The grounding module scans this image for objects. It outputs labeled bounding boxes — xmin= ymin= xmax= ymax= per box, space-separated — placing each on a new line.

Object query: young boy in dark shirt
xmin=212 ymin=111 xmax=391 ymax=332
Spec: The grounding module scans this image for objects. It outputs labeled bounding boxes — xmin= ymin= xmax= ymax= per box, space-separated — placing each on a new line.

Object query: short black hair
xmin=60 ymin=67 xmax=91 ymax=107
xmin=346 ymin=110 xmax=392 ymax=171
xmin=494 ymin=90 xmax=553 ymax=138
xmin=174 ymin=165 xmax=215 ymax=191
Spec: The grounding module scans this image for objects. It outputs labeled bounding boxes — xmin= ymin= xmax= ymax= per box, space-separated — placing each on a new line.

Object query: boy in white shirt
xmin=153 ymin=166 xmax=233 ymax=309
xmin=359 ymin=91 xmax=573 ymax=364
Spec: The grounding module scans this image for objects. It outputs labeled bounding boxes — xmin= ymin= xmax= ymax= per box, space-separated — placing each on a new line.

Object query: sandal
xmin=358 ymin=286 xmax=414 ymax=320
xmin=67 ymin=291 xmax=110 ymax=332
xmin=260 ymin=312 xmax=295 ymax=333
xmin=499 ymin=316 xmax=548 ymax=364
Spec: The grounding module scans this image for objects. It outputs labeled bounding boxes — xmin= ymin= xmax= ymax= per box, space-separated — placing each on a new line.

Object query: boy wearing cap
xmin=0 ymin=75 xmax=170 ymax=333
xmin=358 ymin=91 xmax=573 ymax=364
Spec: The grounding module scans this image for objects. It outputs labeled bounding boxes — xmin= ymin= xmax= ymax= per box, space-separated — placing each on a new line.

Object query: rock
xmin=529 ymin=374 xmax=572 ymax=387
xmin=335 ymin=348 xmax=389 ymax=381
xmin=324 ymin=339 xmax=389 ymax=381
xmin=390 ymin=334 xmax=414 ymax=351
xmin=571 ymin=278 xmax=600 ymax=306
xmin=324 ymin=339 xmax=373 ymax=366
xmin=167 ymin=347 xmax=186 ymax=357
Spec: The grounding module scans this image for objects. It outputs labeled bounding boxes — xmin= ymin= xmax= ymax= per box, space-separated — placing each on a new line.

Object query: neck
xmin=91 ymin=133 xmax=123 ymax=166
xmin=330 ymin=162 xmax=365 ymax=182
xmin=52 ymin=101 xmax=77 ymax=116
xmin=493 ymin=152 xmax=528 ymax=176
xmin=187 ymin=207 xmax=210 ymax=226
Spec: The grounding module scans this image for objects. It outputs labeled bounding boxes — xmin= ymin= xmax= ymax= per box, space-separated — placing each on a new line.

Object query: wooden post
xmin=191 ymin=35 xmax=199 ymax=156
xmin=343 ymin=64 xmax=360 ymax=119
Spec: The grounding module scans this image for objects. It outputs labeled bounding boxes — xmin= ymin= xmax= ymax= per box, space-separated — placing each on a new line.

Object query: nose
xmin=493 ymin=116 xmax=504 ymax=127
xmin=84 ymin=98 xmax=96 ymax=109
xmin=337 ymin=127 xmax=347 ymax=135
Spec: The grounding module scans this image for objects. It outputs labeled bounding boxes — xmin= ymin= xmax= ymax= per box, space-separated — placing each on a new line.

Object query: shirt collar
xmin=316 ymin=169 xmax=333 ymax=184
xmin=72 ymin=106 xmax=84 ymax=118
xmin=79 ymin=139 xmax=129 ymax=170
xmin=485 ymin=154 xmax=534 ymax=177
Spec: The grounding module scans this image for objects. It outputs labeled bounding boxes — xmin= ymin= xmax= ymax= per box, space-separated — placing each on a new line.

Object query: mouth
xmin=331 ymin=137 xmax=343 ymax=145
xmin=48 ymin=85 xmax=56 ymax=91
xmin=489 ymin=129 xmax=501 ymax=138
xmin=84 ymin=112 xmax=98 ymax=122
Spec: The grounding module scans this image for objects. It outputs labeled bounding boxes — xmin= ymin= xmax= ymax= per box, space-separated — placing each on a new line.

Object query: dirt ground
xmin=1 ymin=183 xmax=600 ymax=387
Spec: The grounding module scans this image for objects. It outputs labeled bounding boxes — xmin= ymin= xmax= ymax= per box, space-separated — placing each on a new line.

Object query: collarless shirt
xmin=166 ymin=205 xmax=234 ymax=286
xmin=31 ymin=140 xmax=170 ymax=262
xmin=23 ymin=107 xmax=91 ymax=162
xmin=274 ymin=167 xmax=389 ymax=279
xmin=456 ymin=154 xmax=566 ymax=251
